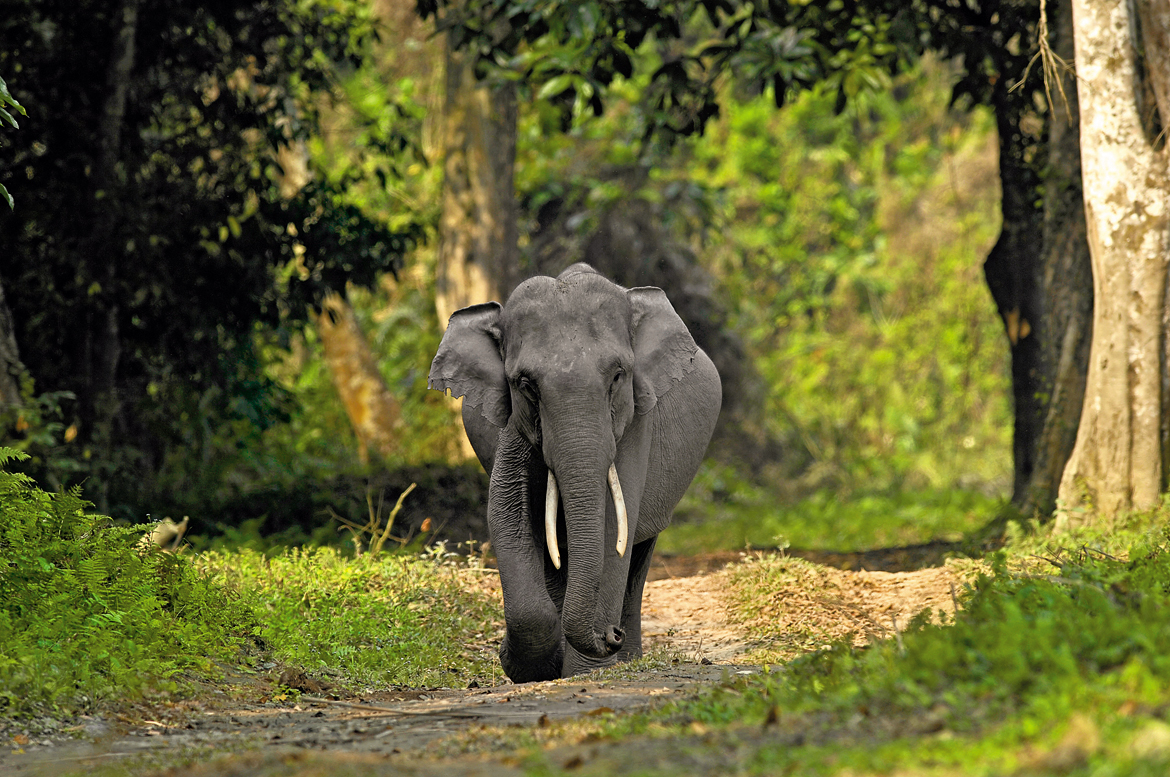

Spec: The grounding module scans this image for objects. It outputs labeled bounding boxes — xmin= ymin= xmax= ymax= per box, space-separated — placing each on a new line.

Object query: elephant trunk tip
xmin=564 ymin=624 xmax=625 ymax=659
xmin=605 ymin=625 xmax=624 ymax=654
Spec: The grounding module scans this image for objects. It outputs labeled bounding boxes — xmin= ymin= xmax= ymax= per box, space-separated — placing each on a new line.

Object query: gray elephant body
xmin=430 ymin=264 xmax=721 ymax=682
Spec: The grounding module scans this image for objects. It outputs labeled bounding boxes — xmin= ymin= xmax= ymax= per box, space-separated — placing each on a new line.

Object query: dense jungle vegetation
xmin=4 ymin=0 xmax=1170 ymax=773
xmin=1 ymin=0 xmax=1011 ymax=548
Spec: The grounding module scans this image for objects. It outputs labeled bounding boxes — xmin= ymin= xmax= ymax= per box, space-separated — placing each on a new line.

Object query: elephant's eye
xmin=517 ymin=377 xmax=539 ymax=405
xmin=610 ymin=369 xmax=624 ymax=393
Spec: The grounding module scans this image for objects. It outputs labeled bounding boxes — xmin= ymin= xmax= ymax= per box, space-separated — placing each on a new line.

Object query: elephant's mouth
xmin=543 ymin=464 xmax=628 ymax=570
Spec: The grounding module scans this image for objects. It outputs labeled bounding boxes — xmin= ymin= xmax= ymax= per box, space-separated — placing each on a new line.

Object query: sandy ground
xmin=1 ymin=552 xmax=961 ymax=776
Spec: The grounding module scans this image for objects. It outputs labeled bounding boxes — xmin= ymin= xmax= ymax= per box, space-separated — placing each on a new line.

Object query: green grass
xmin=571 ymin=508 xmax=1170 ymax=775
xmin=664 ymin=465 xmax=1001 ymax=554
xmin=195 ymin=545 xmax=503 ymax=689
xmin=0 ymin=448 xmax=503 ymax=718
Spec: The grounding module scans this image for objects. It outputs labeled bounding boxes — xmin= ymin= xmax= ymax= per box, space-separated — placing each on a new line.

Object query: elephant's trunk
xmin=543 ymin=410 xmax=623 ymax=660
xmin=545 ymin=464 xmax=627 ymax=569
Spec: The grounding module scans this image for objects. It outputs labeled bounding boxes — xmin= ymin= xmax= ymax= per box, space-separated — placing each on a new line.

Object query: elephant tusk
xmin=545 ymin=470 xmax=561 ymax=570
xmin=608 ymin=463 xmax=628 ymax=557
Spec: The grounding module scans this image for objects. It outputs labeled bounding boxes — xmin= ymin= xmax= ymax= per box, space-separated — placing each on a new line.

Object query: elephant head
xmin=429 ymin=265 xmax=705 ymax=680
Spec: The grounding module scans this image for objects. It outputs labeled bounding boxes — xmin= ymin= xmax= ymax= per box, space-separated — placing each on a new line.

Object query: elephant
xmin=429 ymin=263 xmax=721 ymax=682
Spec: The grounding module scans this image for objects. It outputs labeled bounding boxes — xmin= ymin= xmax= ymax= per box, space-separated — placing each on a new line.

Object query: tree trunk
xmin=434 ymin=35 xmax=519 ymax=326
xmin=1015 ymin=0 xmax=1095 ymax=517
xmin=316 ymin=291 xmax=403 ymax=465
xmin=982 ymin=0 xmax=1095 ymax=519
xmin=84 ymin=0 xmax=138 ymax=511
xmin=0 ymin=273 xmax=24 ymax=408
xmin=983 ymin=85 xmax=1046 ymax=508
xmin=1056 ymin=0 xmax=1170 ymax=526
xmin=434 ymin=27 xmax=520 ymax=460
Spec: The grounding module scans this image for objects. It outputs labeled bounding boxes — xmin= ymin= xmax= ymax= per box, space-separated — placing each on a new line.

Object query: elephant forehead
xmin=503 ymin=276 xmax=631 ymax=349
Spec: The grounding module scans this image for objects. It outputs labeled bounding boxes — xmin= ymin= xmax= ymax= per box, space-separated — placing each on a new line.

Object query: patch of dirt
xmin=732 ymin=561 xmax=962 ymax=656
xmin=644 ymin=556 xmax=962 ymax=662
xmin=0 ymin=551 xmax=963 ymax=776
xmin=642 ymin=572 xmax=750 ymax=662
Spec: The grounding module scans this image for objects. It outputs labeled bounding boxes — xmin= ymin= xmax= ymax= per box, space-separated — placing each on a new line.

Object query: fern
xmin=0 ymin=448 xmax=258 ymax=717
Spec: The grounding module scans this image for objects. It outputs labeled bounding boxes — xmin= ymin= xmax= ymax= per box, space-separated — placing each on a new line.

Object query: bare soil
xmin=2 ymin=550 xmax=961 ymax=776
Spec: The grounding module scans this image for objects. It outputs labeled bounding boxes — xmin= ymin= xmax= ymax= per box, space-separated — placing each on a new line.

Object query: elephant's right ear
xmin=429 ymin=302 xmax=511 ymax=428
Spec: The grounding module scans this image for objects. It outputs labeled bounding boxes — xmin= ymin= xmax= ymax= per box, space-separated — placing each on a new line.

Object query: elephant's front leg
xmin=491 ymin=426 xmax=565 ymax=683
xmin=614 ymin=535 xmax=658 ymax=660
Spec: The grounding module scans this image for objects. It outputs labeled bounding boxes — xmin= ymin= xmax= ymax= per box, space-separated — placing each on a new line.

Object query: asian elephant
xmin=429 ymin=263 xmax=721 ymax=682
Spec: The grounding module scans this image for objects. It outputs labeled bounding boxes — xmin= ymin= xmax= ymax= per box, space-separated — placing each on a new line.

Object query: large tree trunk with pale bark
xmin=1056 ymin=0 xmax=1170 ymax=526
xmin=433 ymin=24 xmax=520 ymax=460
xmin=316 ymin=292 xmax=404 ymax=465
xmin=434 ymin=35 xmax=519 ymax=326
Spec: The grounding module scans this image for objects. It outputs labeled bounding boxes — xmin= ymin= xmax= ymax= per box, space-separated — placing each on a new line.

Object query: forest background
xmin=0 ymin=0 xmax=1116 ymax=554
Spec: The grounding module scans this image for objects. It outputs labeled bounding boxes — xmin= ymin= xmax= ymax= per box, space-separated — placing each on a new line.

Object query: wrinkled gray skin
xmin=429 ymin=264 xmax=721 ymax=682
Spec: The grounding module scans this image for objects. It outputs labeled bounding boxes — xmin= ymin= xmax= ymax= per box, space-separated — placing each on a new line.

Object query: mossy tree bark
xmin=0 ymin=275 xmax=24 ymax=408
xmin=1056 ymin=0 xmax=1170 ymax=525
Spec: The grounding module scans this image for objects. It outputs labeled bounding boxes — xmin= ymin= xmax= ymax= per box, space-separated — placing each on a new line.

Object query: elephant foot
xmin=500 ymin=636 xmax=564 ymax=683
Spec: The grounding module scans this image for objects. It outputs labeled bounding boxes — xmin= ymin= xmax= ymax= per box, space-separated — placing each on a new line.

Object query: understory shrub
xmin=0 ymin=448 xmax=257 ymax=716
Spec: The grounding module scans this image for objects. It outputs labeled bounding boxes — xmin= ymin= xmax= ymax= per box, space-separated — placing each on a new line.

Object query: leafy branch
xmin=0 ymin=76 xmax=27 ymax=210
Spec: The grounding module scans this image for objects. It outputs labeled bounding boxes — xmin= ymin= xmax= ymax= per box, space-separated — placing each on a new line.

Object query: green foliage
xmin=195 ymin=545 xmax=502 ymax=688
xmin=424 ymin=0 xmax=916 ymax=142
xmin=515 ymin=51 xmax=1009 ymax=499
xmin=0 ymin=75 xmax=26 ymax=209
xmin=692 ymin=59 xmax=1010 ymax=494
xmin=0 ymin=449 xmax=256 ymax=716
xmin=631 ymin=513 xmax=1170 ymax=774
xmin=132 ymin=272 xmax=465 ymax=538
xmin=0 ymin=0 xmax=425 ymax=512
xmin=664 ymin=462 xmax=999 ymax=553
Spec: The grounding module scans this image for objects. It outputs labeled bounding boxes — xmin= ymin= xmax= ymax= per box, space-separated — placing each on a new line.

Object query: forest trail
xmin=3 ymin=552 xmax=959 ymax=776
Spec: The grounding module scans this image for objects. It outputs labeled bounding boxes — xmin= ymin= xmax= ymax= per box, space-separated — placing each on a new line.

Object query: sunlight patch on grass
xmin=195 ymin=546 xmax=505 ymax=690
xmin=663 ymin=480 xmax=1001 ymax=555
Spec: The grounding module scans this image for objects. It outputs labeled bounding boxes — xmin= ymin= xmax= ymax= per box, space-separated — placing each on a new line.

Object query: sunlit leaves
xmin=423 ymin=0 xmax=916 ymax=144
xmin=0 ymin=449 xmax=256 ymax=715
xmin=0 ymin=76 xmax=26 ymax=209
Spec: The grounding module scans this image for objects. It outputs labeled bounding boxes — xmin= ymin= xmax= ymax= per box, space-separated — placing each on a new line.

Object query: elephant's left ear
xmin=627 ymin=287 xmax=699 ymax=415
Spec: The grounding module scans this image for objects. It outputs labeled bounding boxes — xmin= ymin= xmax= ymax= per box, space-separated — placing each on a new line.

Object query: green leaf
xmin=536 ymin=74 xmax=575 ymax=101
xmin=0 ymin=183 xmax=12 ymax=211
xmin=0 ymin=106 xmax=18 ymax=129
xmin=0 ymin=77 xmax=23 ymax=114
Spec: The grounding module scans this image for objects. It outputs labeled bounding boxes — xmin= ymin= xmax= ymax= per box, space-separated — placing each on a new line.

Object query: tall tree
xmin=0 ymin=0 xmax=422 ymax=510
xmin=931 ymin=0 xmax=1094 ymax=517
xmin=0 ymin=277 xmax=24 ymax=409
xmin=422 ymin=0 xmax=1096 ymax=517
xmin=1056 ymin=0 xmax=1170 ymax=525
xmin=316 ymin=291 xmax=404 ymax=464
xmin=434 ymin=25 xmax=520 ymax=326
xmin=0 ymin=78 xmax=25 ymax=410
xmin=83 ymin=0 xmax=139 ymax=508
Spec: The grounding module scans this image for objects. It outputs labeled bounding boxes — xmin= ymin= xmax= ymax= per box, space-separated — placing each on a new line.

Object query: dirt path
xmin=2 ymin=553 xmax=960 ymax=776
